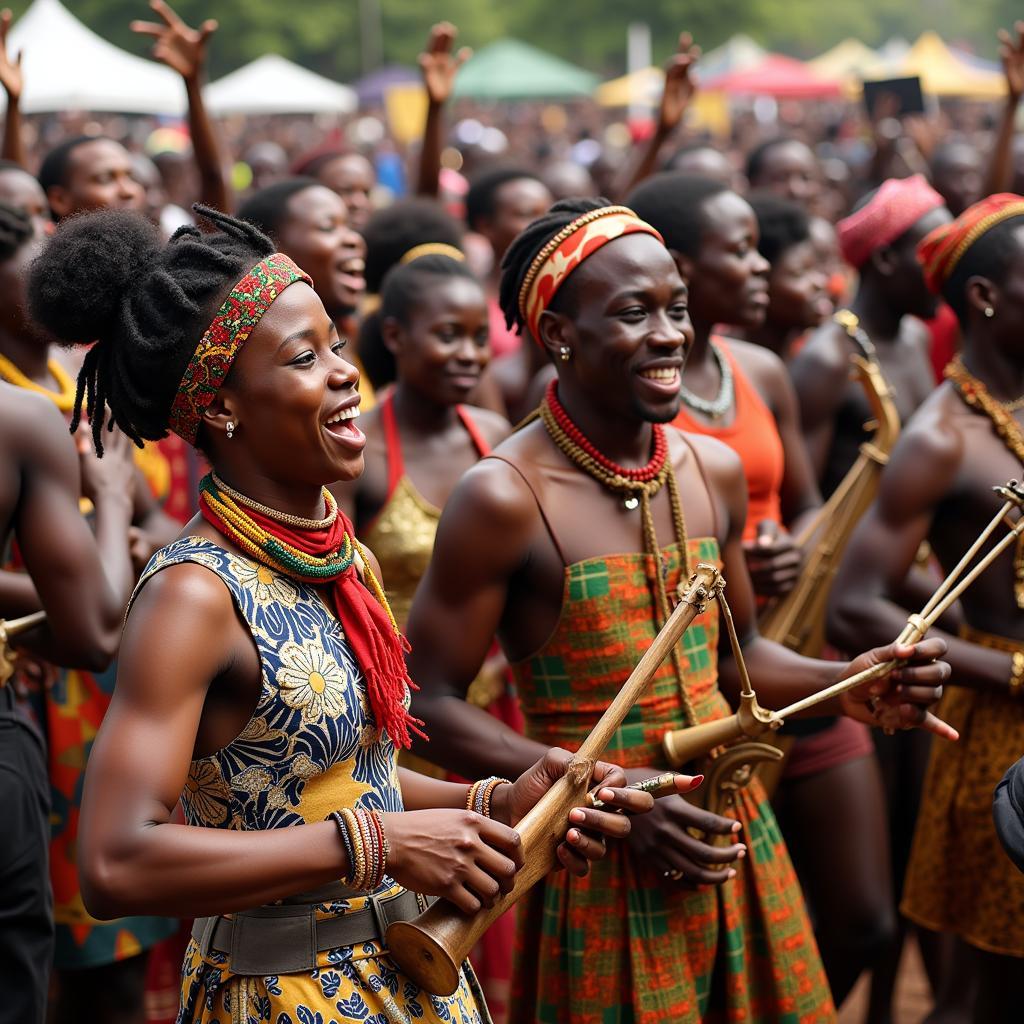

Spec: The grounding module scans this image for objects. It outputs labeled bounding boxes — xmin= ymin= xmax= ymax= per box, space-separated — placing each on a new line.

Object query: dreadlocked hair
xmin=498 ymin=196 xmax=608 ymax=334
xmin=0 ymin=200 xmax=32 ymax=260
xmin=27 ymin=204 xmax=275 ymax=455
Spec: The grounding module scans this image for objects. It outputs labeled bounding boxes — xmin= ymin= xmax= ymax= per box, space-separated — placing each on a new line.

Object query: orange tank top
xmin=672 ymin=339 xmax=784 ymax=542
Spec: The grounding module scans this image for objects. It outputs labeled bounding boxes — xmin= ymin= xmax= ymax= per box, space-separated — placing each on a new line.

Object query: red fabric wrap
xmin=198 ymin=495 xmax=424 ymax=749
xmin=836 ymin=174 xmax=944 ymax=268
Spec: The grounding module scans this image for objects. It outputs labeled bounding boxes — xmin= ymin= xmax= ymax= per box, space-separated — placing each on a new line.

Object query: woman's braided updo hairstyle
xmin=27 ymin=205 xmax=275 ymax=453
xmin=497 ymin=196 xmax=608 ymax=334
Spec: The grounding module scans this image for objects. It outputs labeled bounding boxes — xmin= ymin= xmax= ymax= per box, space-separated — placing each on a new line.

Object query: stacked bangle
xmin=467 ymin=776 xmax=511 ymax=818
xmin=1009 ymin=652 xmax=1024 ymax=699
xmin=327 ymin=807 xmax=389 ymax=892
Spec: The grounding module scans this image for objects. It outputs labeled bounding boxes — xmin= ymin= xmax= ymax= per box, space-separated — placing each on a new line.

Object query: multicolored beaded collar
xmin=168 ymin=253 xmax=312 ymax=444
xmin=517 ymin=205 xmax=663 ymax=344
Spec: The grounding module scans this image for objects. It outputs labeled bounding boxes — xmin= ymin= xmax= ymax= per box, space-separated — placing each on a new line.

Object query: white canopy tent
xmin=0 ymin=0 xmax=184 ymax=114
xmin=205 ymin=55 xmax=356 ymax=116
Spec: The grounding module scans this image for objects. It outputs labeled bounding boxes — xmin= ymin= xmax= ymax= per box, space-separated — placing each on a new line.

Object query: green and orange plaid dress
xmin=509 ymin=538 xmax=834 ymax=1024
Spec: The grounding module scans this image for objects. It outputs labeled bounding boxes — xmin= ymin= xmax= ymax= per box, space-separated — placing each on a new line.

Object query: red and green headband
xmin=168 ymin=253 xmax=312 ymax=444
xmin=517 ymin=205 xmax=664 ymax=344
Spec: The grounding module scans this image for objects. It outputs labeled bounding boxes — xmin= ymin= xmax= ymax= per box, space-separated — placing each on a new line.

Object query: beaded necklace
xmin=200 ymin=476 xmax=356 ymax=580
xmin=945 ymin=355 xmax=1024 ymax=607
xmin=678 ymin=340 xmax=734 ymax=420
xmin=0 ymin=353 xmax=76 ymax=412
xmin=540 ymin=381 xmax=696 ymax=725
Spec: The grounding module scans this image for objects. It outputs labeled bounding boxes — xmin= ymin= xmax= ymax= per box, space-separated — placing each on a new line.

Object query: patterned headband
xmin=168 ymin=253 xmax=312 ymax=445
xmin=517 ymin=206 xmax=664 ymax=344
xmin=917 ymin=193 xmax=1024 ymax=294
xmin=399 ymin=242 xmax=466 ymax=265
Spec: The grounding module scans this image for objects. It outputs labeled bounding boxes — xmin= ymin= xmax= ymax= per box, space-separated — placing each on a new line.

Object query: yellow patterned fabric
xmin=365 ymin=475 xmax=441 ymax=631
xmin=131 ymin=537 xmax=490 ymax=1023
xmin=902 ymin=625 xmax=1024 ymax=957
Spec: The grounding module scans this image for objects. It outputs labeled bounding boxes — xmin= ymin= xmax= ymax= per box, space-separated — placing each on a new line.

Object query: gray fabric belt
xmin=191 ymin=887 xmax=436 ymax=976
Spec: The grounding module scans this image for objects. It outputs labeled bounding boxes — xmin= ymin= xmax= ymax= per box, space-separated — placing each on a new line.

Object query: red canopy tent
xmin=702 ymin=54 xmax=842 ymax=99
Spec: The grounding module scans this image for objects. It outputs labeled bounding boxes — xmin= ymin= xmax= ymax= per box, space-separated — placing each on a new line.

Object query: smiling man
xmin=405 ymin=198 xmax=953 ymax=1023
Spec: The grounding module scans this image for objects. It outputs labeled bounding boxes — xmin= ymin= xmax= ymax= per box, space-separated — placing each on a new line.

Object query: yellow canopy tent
xmin=809 ymin=38 xmax=894 ymax=94
xmin=595 ymin=66 xmax=663 ymax=108
xmin=899 ymin=31 xmax=1006 ymax=100
xmin=595 ymin=65 xmax=730 ymax=136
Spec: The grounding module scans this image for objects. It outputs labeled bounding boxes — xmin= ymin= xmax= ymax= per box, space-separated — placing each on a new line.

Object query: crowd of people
xmin=3 ymin=3 xmax=1024 ymax=1023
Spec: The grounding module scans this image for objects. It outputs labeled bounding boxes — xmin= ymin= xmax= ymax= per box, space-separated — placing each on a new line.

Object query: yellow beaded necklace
xmin=0 ymin=352 xmax=76 ymax=412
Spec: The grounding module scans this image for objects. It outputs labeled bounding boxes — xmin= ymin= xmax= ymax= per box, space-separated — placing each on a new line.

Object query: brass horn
xmin=0 ymin=610 xmax=46 ymax=688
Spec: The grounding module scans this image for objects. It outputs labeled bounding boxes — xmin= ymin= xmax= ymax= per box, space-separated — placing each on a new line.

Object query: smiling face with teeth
xmin=535 ymin=232 xmax=692 ymax=430
xmin=275 ymin=185 xmax=367 ymax=318
xmin=201 ymin=282 xmax=367 ymax=500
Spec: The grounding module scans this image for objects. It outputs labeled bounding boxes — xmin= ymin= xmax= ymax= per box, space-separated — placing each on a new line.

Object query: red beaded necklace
xmin=543 ymin=379 xmax=668 ymax=482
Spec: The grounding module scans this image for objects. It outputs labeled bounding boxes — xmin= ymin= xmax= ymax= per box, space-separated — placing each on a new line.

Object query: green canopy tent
xmin=454 ymin=39 xmax=598 ymax=100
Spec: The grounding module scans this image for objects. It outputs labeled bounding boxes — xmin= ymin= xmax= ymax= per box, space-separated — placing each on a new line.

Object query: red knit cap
xmin=917 ymin=192 xmax=1024 ymax=294
xmin=837 ymin=174 xmax=944 ymax=268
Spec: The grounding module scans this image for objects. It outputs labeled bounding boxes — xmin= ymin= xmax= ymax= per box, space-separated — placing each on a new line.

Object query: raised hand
xmin=418 ymin=21 xmax=471 ymax=106
xmin=76 ymin=420 xmax=136 ymax=506
xmin=998 ymin=21 xmax=1024 ymax=102
xmin=657 ymin=32 xmax=700 ymax=136
xmin=838 ymin=637 xmax=956 ymax=740
xmin=0 ymin=9 xmax=23 ymax=101
xmin=624 ymin=766 xmax=746 ymax=885
xmin=131 ymin=0 xmax=217 ymax=83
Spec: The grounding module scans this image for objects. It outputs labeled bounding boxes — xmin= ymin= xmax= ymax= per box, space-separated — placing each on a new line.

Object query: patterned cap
xmin=837 ymin=174 xmax=945 ymax=268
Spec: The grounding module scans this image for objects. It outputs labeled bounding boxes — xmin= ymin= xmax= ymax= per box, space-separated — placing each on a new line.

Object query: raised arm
xmin=406 ymin=458 xmax=551 ymax=779
xmin=416 ymin=22 xmax=470 ymax=199
xmin=615 ymin=33 xmax=700 ymax=200
xmin=984 ymin=22 xmax=1024 ymax=198
xmin=0 ymin=9 xmax=25 ymax=168
xmin=10 ymin=394 xmax=136 ymax=668
xmin=132 ymin=0 xmax=231 ymax=213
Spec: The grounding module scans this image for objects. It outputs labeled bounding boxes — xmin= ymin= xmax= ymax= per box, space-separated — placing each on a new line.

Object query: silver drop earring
xmin=226 ymin=421 xmax=235 ymax=439
xmin=985 ymin=306 xmax=995 ymax=318
xmin=559 ymin=346 xmax=571 ymax=363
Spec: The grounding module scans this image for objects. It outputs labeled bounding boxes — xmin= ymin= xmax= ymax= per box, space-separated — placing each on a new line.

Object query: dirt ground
xmin=838 ymin=937 xmax=932 ymax=1024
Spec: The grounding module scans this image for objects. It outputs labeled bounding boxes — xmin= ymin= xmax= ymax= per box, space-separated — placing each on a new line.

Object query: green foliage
xmin=1 ymin=0 xmax=1016 ymax=82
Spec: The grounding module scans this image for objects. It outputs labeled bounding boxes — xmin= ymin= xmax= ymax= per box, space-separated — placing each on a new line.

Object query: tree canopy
xmin=5 ymin=0 xmax=1018 ymax=83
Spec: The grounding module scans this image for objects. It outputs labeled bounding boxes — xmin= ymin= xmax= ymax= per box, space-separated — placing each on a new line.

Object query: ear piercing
xmin=984 ymin=307 xmax=995 ymax=318
xmin=226 ymin=421 xmax=235 ymax=439
xmin=559 ymin=346 xmax=572 ymax=363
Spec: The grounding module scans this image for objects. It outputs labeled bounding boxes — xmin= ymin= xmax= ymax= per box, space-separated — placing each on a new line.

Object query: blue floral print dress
xmin=132 ymin=537 xmax=490 ymax=1024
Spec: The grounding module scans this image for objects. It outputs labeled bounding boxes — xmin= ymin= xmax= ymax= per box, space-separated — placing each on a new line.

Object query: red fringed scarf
xmin=198 ymin=477 xmax=425 ymax=748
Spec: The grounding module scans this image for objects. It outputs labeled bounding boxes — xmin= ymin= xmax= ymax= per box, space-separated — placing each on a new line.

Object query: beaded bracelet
xmin=467 ymin=776 xmax=512 ymax=819
xmin=327 ymin=807 xmax=389 ymax=891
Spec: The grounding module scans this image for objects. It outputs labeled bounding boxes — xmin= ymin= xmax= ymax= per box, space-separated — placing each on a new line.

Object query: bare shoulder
xmin=461 ymin=404 xmax=513 ymax=447
xmin=0 ymin=385 xmax=70 ymax=455
xmin=127 ymin=557 xmax=238 ymax=635
xmin=789 ymin=321 xmax=851 ymax=380
xmin=726 ymin=337 xmax=786 ymax=377
xmin=671 ymin=428 xmax=746 ymax=500
xmin=878 ymin=385 xmax=966 ymax=510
